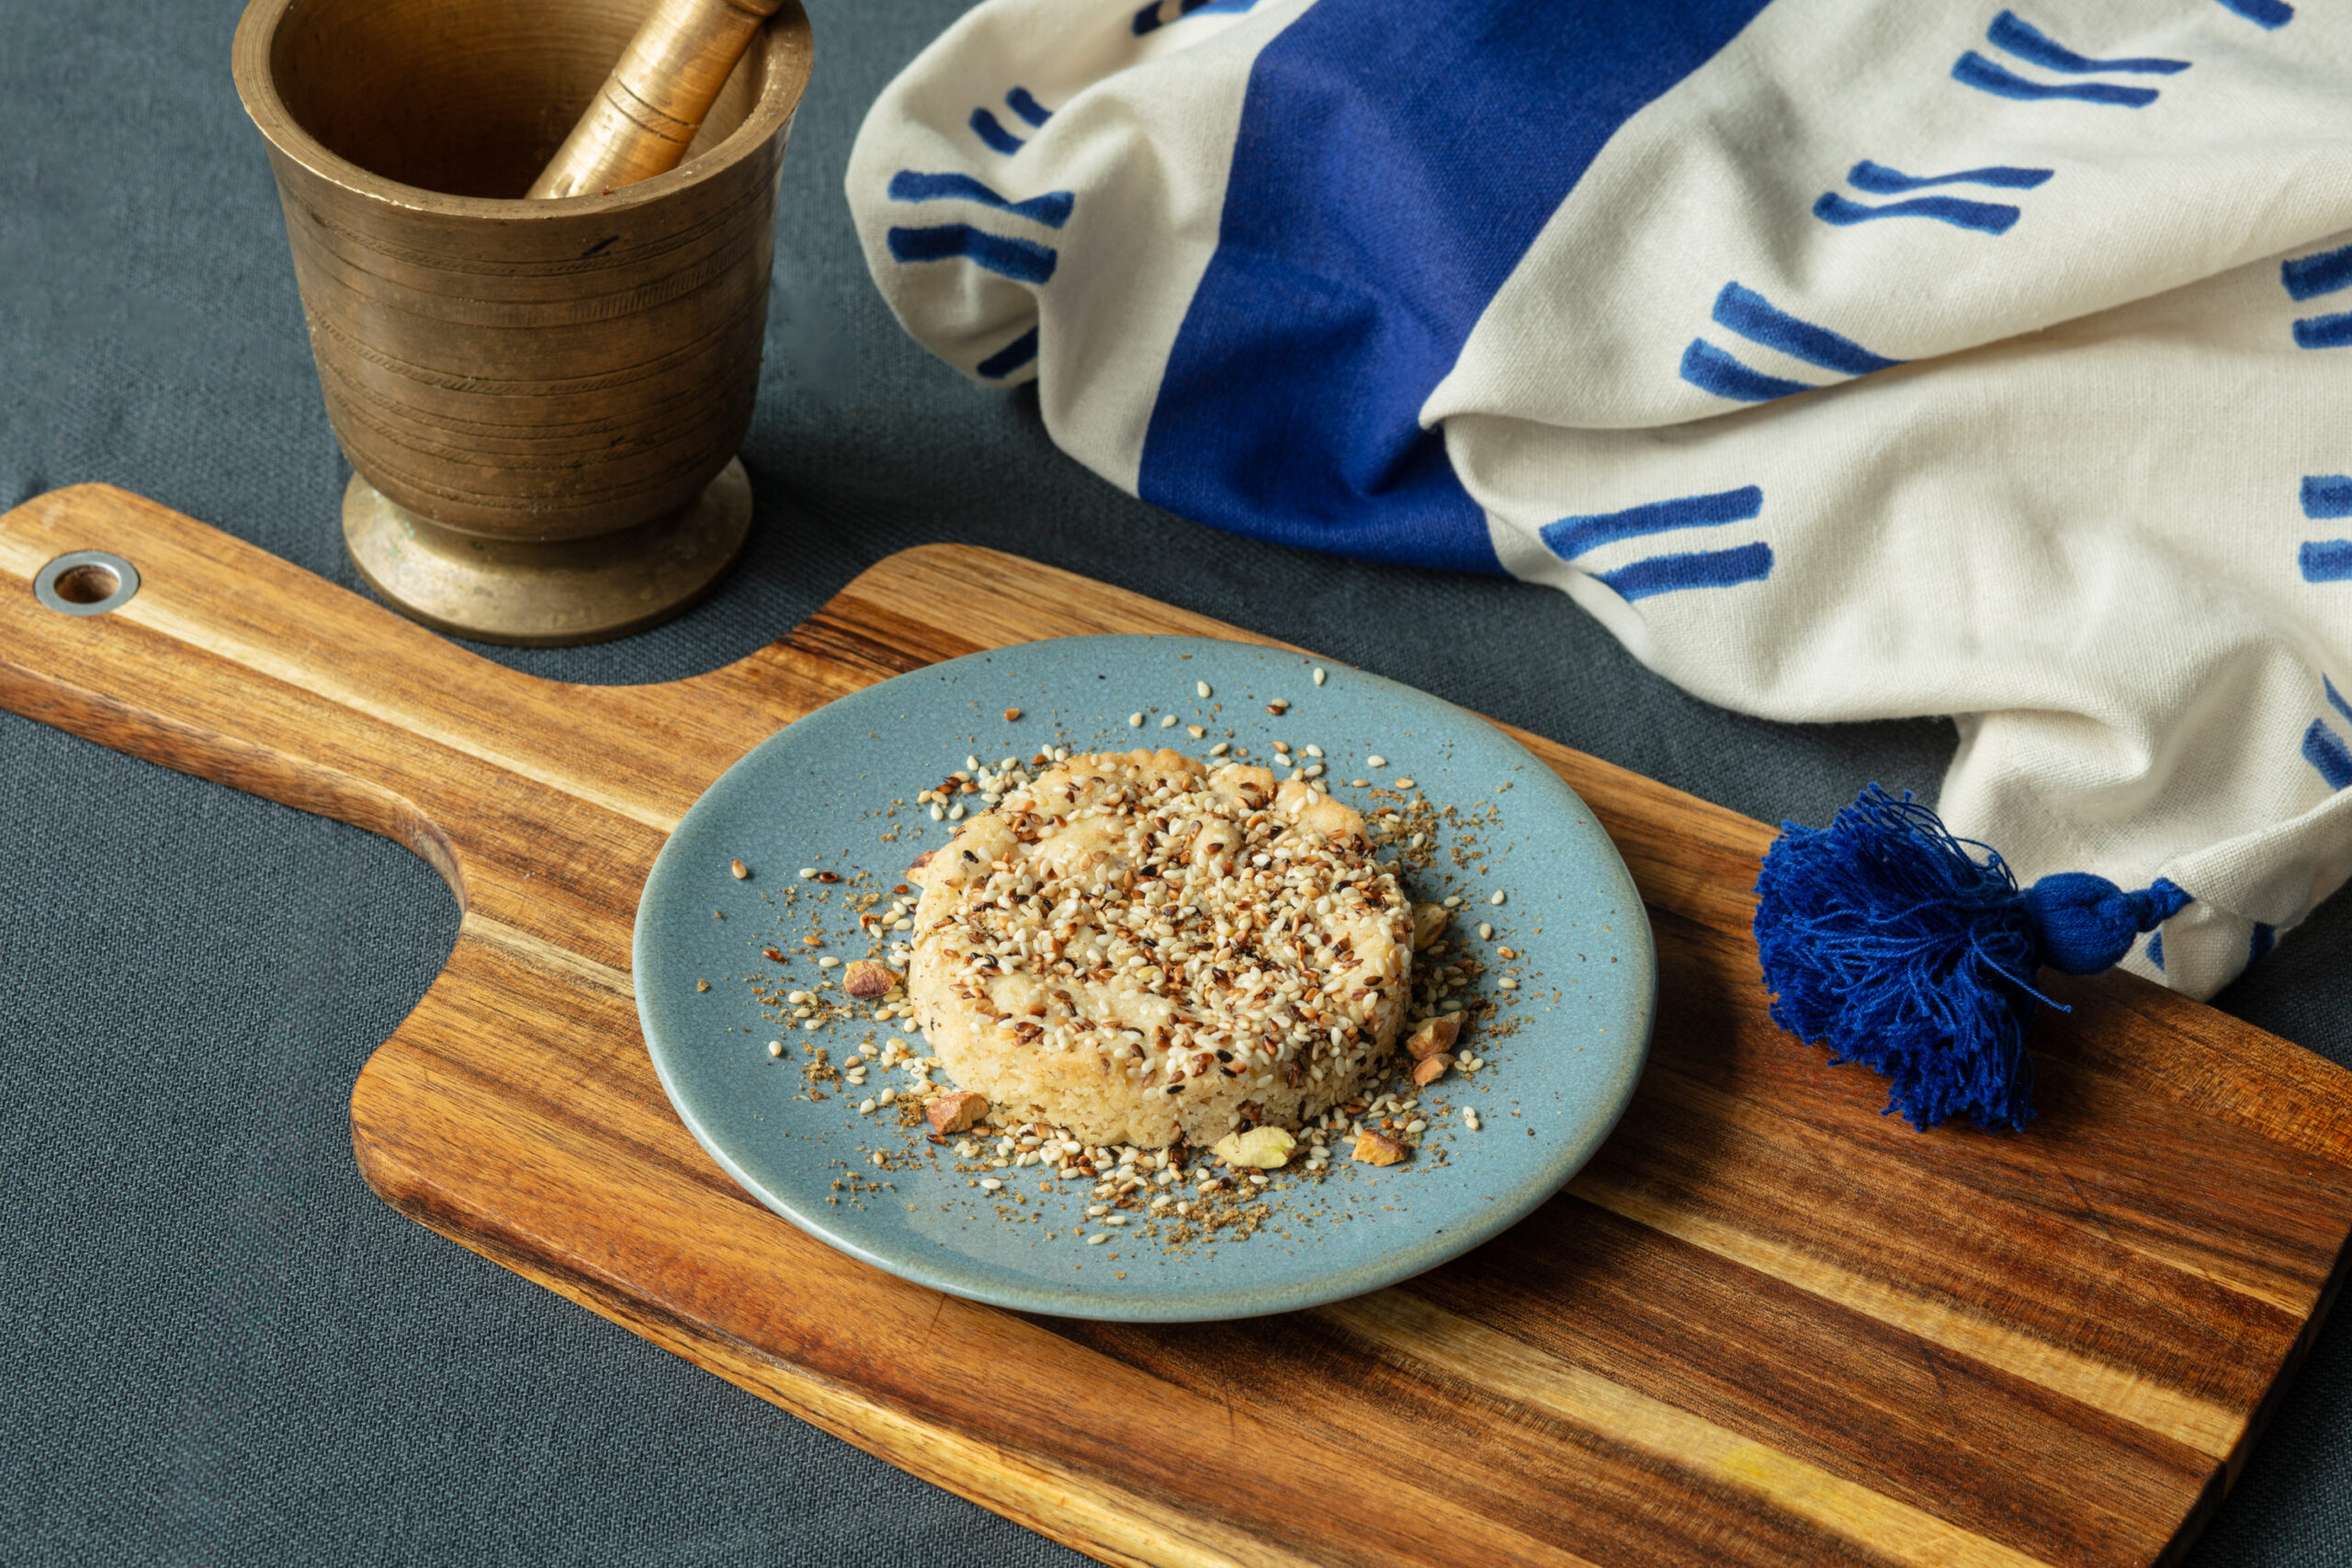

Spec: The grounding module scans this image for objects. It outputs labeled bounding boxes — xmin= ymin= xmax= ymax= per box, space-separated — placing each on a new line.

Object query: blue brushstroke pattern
xmin=2328 ymin=675 xmax=2352 ymax=726
xmin=1679 ymin=339 xmax=1816 ymax=402
xmin=2250 ymin=922 xmax=2277 ymax=964
xmin=2282 ymin=244 xmax=2352 ymax=301
xmin=976 ymin=326 xmax=1040 ymax=379
xmin=2305 ymin=718 xmax=2352 ymax=789
xmin=1597 ymin=543 xmax=1775 ymax=602
xmin=1849 ymin=160 xmax=2052 ymax=193
xmin=1005 ymin=87 xmax=1055 ymax=128
xmin=2217 ymin=0 xmax=2292 ymax=28
xmin=1132 ymin=0 xmax=1226 ymax=35
xmin=1713 ymin=284 xmax=1902 ymax=376
xmin=2301 ymin=540 xmax=2352 ymax=582
xmin=1814 ymin=190 xmax=2021 ymax=235
xmin=1986 ymin=11 xmax=2190 ymax=73
xmin=887 ymin=171 xmax=1073 ymax=228
xmin=1541 ymin=485 xmax=1764 ymax=560
xmin=1952 ymin=52 xmax=2160 ymax=107
xmin=2303 ymin=476 xmax=2352 ymax=519
xmin=2294 ymin=312 xmax=2352 ymax=350
xmin=2146 ymin=931 xmax=2165 ymax=971
xmin=969 ymin=108 xmax=1024 ymax=153
xmin=887 ymin=224 xmax=1058 ymax=284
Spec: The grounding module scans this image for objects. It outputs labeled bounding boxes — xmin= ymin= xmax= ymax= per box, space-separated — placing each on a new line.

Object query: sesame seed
xmin=1406 ymin=1119 xmax=1427 ymax=1134
xmin=1478 ymin=922 xmax=1494 ymax=940
xmin=1313 ymin=668 xmax=1327 ymax=685
xmin=1498 ymin=977 xmax=1519 ymax=990
xmin=947 ymin=804 xmax=967 ymax=820
xmin=929 ymin=804 xmax=944 ymax=821
xmin=765 ymin=1041 xmax=783 ymax=1058
xmin=1304 ymin=744 xmax=1324 ymax=758
xmin=1086 ymin=1234 xmax=1109 ymax=1246
xmin=870 ymin=1152 xmax=886 ymax=1166
xmin=1489 ymin=889 xmax=1507 ymax=905
xmin=1129 ymin=712 xmax=1144 ymax=727
xmin=1004 ymin=707 xmax=1023 ymax=721
xmin=1209 ymin=741 xmax=1231 ymax=756
xmin=980 ymin=1178 xmax=1003 ymax=1190
xmin=1187 ymin=726 xmax=1206 ymax=739
xmin=1366 ymin=755 xmax=1387 ymax=769
xmin=1160 ymin=714 xmax=1179 ymax=728
xmin=1196 ymin=681 xmax=1212 ymax=699
xmin=818 ymin=956 xmax=841 ymax=968
xmin=787 ymin=991 xmax=810 ymax=1003
xmin=797 ymin=867 xmax=817 ymax=880
xmin=857 ymin=1099 xmax=876 ymax=1113
xmin=1443 ymin=896 xmax=1463 ymax=908
xmin=800 ymin=1020 xmax=817 ymax=1030
xmin=1351 ymin=780 xmax=1369 ymax=788
xmin=730 ymin=860 xmax=749 ymax=879
xmin=1394 ymin=777 xmax=1415 ymax=789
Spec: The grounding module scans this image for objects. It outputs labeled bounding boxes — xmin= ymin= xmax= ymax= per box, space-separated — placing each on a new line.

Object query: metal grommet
xmin=33 ymin=550 xmax=141 ymax=616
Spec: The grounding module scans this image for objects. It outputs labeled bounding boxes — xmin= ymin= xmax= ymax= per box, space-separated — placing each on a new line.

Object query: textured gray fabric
xmin=1 ymin=1 xmax=2345 ymax=1562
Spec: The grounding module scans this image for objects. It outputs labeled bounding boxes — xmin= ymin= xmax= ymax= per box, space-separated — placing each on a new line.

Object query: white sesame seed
xmin=1406 ymin=1119 xmax=1427 ymax=1134
xmin=1443 ymin=896 xmax=1464 ymax=908
xmin=857 ymin=1098 xmax=876 ymax=1114
xmin=765 ymin=1041 xmax=783 ymax=1057
xmin=1303 ymin=763 xmax=1324 ymax=778
xmin=947 ymin=804 xmax=967 ymax=820
xmin=1489 ymin=889 xmax=1507 ymax=905
xmin=1351 ymin=780 xmax=1369 ymax=789
xmin=1304 ymin=744 xmax=1323 ymax=758
xmin=877 ymin=1088 xmax=896 ymax=1104
xmin=1366 ymin=755 xmax=1387 ymax=769
xmin=870 ymin=1152 xmax=887 ymax=1166
xmin=1394 ymin=777 xmax=1415 ymax=789
xmin=1209 ymin=741 xmax=1231 ymax=756
xmin=1478 ymin=923 xmax=1494 ymax=940
xmin=929 ymin=804 xmax=944 ymax=821
xmin=1160 ymin=714 xmax=1179 ymax=728
xmin=818 ymin=955 xmax=841 ymax=968
xmin=1498 ymin=977 xmax=1519 ymax=990
xmin=787 ymin=991 xmax=810 ymax=1003
xmin=800 ymin=1020 xmax=817 ymax=1031
xmin=1197 ymin=681 xmax=1212 ymax=699
xmin=1313 ymin=668 xmax=1327 ymax=685
xmin=1462 ymin=1108 xmax=1480 ymax=1129
xmin=1103 ymin=1215 xmax=1127 ymax=1227
xmin=980 ymin=1178 xmax=1003 ymax=1190
xmin=797 ymin=867 xmax=817 ymax=880
xmin=1086 ymin=1233 xmax=1109 ymax=1246
xmin=1129 ymin=712 xmax=1145 ymax=727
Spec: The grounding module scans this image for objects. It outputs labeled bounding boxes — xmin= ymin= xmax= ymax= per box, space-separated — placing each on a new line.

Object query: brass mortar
xmin=232 ymin=0 xmax=813 ymax=646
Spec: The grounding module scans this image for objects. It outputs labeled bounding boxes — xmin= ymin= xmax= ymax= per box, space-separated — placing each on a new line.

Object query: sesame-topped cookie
xmin=905 ymin=749 xmax=1413 ymax=1147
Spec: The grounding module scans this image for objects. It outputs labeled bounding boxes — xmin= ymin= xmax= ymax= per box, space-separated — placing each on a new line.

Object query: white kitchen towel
xmin=846 ymin=0 xmax=2352 ymax=998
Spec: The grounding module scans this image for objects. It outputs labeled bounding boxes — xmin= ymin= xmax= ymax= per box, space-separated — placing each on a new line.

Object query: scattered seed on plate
xmin=1478 ymin=922 xmax=1494 ymax=940
xmin=1443 ymin=896 xmax=1464 ymax=908
xmin=1395 ymin=776 xmax=1415 ymax=789
xmin=980 ymin=1178 xmax=1003 ymax=1190
xmin=1196 ymin=681 xmax=1212 ymax=699
xmin=1209 ymin=741 xmax=1231 ymax=756
xmin=1087 ymin=1233 xmax=1109 ymax=1245
xmin=765 ymin=1041 xmax=783 ymax=1058
xmin=1003 ymin=707 xmax=1022 ymax=721
xmin=1490 ymin=889 xmax=1508 ymax=905
xmin=857 ymin=1099 xmax=875 ymax=1114
xmin=929 ymin=804 xmax=944 ymax=821
xmin=818 ymin=956 xmax=841 ymax=968
xmin=1128 ymin=712 xmax=1144 ymax=727
xmin=1304 ymin=743 xmax=1323 ymax=758
xmin=1313 ymin=668 xmax=1327 ymax=685
xmin=1351 ymin=780 xmax=1369 ymax=788
xmin=797 ymin=866 xmax=817 ymax=880
xmin=1366 ymin=755 xmax=1387 ymax=769
xmin=1160 ymin=714 xmax=1179 ymax=728
xmin=1463 ymin=1108 xmax=1481 ymax=1130
xmin=730 ymin=859 xmax=749 ymax=879
xmin=1498 ymin=977 xmax=1520 ymax=990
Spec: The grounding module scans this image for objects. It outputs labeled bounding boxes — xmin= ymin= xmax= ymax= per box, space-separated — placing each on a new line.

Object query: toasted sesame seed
xmin=1394 ymin=777 xmax=1415 ymax=789
xmin=1209 ymin=741 xmax=1231 ymax=756
xmin=1196 ymin=681 xmax=1212 ymax=699
xmin=1004 ymin=707 xmax=1023 ymax=721
xmin=1312 ymin=668 xmax=1327 ymax=685
xmin=730 ymin=860 xmax=749 ymax=879
xmin=1129 ymin=712 xmax=1145 ymax=727
xmin=870 ymin=1152 xmax=887 ymax=1166
xmin=1489 ymin=889 xmax=1507 ymax=905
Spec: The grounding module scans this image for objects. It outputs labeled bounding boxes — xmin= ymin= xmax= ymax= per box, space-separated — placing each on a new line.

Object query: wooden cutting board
xmin=7 ymin=482 xmax=2352 ymax=1568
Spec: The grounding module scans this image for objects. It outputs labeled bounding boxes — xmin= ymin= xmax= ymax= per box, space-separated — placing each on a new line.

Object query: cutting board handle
xmin=0 ymin=485 xmax=826 ymax=909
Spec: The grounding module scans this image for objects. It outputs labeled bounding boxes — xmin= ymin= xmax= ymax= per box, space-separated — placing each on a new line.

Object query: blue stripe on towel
xmin=887 ymin=224 xmax=1058 ymax=284
xmin=2216 ymin=0 xmax=2292 ymax=28
xmin=2303 ymin=476 xmax=2352 ymax=519
xmin=2301 ymin=541 xmax=2352 ymax=582
xmin=1005 ymin=88 xmax=1055 ymax=128
xmin=2305 ymin=718 xmax=2352 ymax=789
xmin=2283 ymin=244 xmax=2352 ymax=301
xmin=1952 ymin=52 xmax=2160 ymax=107
xmin=1597 ymin=542 xmax=1775 ymax=602
xmin=2327 ymin=675 xmax=2352 ymax=726
xmin=2293 ymin=312 xmax=2352 ymax=350
xmin=1814 ymin=190 xmax=2021 ymax=234
xmin=1137 ymin=0 xmax=1772 ymax=574
xmin=1985 ymin=11 xmax=2190 ymax=73
xmin=1679 ymin=339 xmax=1817 ymax=402
xmin=2147 ymin=931 xmax=2165 ymax=970
xmin=1540 ymin=486 xmax=1764 ymax=560
xmin=888 ymin=171 xmax=1074 ymax=228
xmin=969 ymin=108 xmax=1025 ymax=153
xmin=976 ymin=326 xmax=1041 ymax=379
xmin=1848 ymin=160 xmax=2052 ymax=193
xmin=1713 ymin=284 xmax=1902 ymax=376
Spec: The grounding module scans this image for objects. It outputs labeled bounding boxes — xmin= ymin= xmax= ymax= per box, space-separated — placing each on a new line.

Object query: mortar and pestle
xmin=233 ymin=0 xmax=814 ymax=646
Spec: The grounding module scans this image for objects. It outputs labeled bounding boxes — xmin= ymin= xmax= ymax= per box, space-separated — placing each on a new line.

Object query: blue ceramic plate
xmin=634 ymin=636 xmax=1653 ymax=1321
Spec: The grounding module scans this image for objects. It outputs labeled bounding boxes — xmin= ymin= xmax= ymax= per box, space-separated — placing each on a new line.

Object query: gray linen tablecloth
xmin=5 ymin=1 xmax=2349 ymax=1562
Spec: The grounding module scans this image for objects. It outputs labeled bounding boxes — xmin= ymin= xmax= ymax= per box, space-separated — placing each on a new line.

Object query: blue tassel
xmin=1752 ymin=785 xmax=2189 ymax=1132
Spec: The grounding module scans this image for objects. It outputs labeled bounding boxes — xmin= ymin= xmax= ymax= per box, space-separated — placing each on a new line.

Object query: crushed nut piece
xmin=1351 ymin=1129 xmax=1408 ymax=1167
xmin=1406 ymin=1013 xmax=1463 ymax=1059
xmin=842 ymin=960 xmax=901 ymax=999
xmin=1411 ymin=903 xmax=1449 ymax=951
xmin=1411 ymin=1052 xmax=1453 ymax=1087
xmin=1213 ymin=1126 xmax=1295 ymax=1169
xmin=1003 ymin=707 xmax=1023 ymax=721
xmin=926 ymin=1090 xmax=989 ymax=1134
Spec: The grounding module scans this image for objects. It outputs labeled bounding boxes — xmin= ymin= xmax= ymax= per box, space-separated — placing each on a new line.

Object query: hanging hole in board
xmin=34 ymin=551 xmax=141 ymax=615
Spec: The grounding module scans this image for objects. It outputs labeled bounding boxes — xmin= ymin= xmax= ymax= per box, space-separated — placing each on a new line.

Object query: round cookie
xmin=906 ymin=749 xmax=1412 ymax=1147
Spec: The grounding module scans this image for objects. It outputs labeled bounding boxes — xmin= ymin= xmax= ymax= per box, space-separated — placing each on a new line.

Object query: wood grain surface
xmin=7 ymin=483 xmax=2352 ymax=1568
